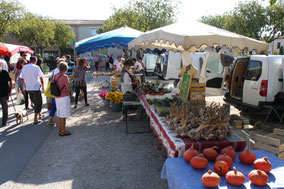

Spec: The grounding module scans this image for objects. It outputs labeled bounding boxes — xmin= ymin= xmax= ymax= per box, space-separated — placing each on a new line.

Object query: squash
xmin=254 ymin=157 xmax=272 ymax=173
xmin=213 ymin=160 xmax=229 ymax=176
xmin=238 ymin=149 xmax=256 ymax=164
xmin=225 ymin=167 xmax=245 ymax=186
xmin=202 ymin=170 xmax=220 ymax=188
xmin=203 ymin=146 xmax=218 ymax=161
xmin=220 ymin=146 xmax=236 ymax=160
xmin=248 ymin=169 xmax=269 ymax=186
xmin=183 ymin=144 xmax=199 ymax=162
xmin=216 ymin=153 xmax=233 ymax=167
xmin=190 ymin=154 xmax=208 ymax=169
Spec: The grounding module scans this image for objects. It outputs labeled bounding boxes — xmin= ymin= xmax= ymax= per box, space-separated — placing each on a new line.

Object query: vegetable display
xmin=165 ymin=102 xmax=232 ymax=140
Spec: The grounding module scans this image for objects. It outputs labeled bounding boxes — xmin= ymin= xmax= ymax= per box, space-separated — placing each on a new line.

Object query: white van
xmin=224 ymin=55 xmax=284 ymax=111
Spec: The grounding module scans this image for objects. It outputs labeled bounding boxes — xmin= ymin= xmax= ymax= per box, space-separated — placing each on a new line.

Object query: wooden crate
xmin=189 ymin=91 xmax=205 ymax=101
xmin=111 ymin=78 xmax=119 ymax=90
xmin=190 ymin=83 xmax=206 ymax=92
xmin=255 ymin=128 xmax=284 ymax=159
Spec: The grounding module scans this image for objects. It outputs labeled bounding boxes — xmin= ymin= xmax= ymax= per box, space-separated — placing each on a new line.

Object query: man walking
xmin=0 ymin=61 xmax=12 ymax=127
xmin=20 ymin=56 xmax=44 ymax=124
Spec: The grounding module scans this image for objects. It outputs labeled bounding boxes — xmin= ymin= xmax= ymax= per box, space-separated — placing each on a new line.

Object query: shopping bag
xmin=16 ymin=93 xmax=25 ymax=105
xmin=45 ymin=81 xmax=55 ymax=98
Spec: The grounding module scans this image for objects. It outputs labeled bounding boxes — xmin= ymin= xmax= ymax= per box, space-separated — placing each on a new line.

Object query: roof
xmin=57 ymin=20 xmax=104 ymax=25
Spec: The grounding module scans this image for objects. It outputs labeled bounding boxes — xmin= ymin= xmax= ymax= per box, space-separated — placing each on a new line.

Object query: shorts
xmin=55 ymin=96 xmax=71 ymax=118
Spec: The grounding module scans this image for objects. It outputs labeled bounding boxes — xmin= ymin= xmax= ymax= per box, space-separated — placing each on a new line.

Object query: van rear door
xmin=242 ymin=58 xmax=268 ymax=106
xmin=200 ymin=53 xmax=232 ymax=95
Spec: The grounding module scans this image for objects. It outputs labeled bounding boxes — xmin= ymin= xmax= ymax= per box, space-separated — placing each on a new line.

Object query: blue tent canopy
xmin=75 ymin=26 xmax=143 ymax=54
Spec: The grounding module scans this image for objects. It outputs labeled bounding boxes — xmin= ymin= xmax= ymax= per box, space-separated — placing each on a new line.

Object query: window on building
xmin=277 ymin=42 xmax=281 ymax=49
xmin=90 ymin=28 xmax=97 ymax=36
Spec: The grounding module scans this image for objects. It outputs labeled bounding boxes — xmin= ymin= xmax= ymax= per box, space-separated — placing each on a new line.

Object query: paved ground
xmin=0 ymin=71 xmax=168 ymax=189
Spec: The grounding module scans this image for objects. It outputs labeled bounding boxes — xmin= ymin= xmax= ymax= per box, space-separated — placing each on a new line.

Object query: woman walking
xmin=72 ymin=58 xmax=90 ymax=108
xmin=54 ymin=62 xmax=71 ymax=136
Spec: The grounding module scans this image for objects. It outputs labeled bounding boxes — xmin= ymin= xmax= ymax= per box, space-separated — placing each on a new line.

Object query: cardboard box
xmin=190 ymin=91 xmax=205 ymax=101
xmin=190 ymin=83 xmax=206 ymax=92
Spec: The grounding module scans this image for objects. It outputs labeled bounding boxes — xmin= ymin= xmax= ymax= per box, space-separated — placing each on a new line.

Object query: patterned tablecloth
xmin=136 ymin=90 xmax=246 ymax=157
xmin=161 ymin=150 xmax=284 ymax=189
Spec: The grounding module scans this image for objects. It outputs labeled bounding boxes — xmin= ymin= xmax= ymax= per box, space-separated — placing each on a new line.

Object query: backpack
xmin=50 ymin=74 xmax=65 ymax=96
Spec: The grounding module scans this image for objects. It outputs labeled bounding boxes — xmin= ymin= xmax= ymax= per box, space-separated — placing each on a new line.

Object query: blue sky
xmin=17 ymin=0 xmax=268 ymax=22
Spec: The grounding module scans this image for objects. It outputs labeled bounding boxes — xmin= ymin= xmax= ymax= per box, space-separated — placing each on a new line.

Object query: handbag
xmin=16 ymin=93 xmax=25 ymax=105
xmin=44 ymin=81 xmax=55 ymax=98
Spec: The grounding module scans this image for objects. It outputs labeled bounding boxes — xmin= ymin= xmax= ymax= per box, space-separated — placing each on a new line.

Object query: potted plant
xmin=105 ymin=91 xmax=123 ymax=112
xmin=98 ymin=91 xmax=110 ymax=107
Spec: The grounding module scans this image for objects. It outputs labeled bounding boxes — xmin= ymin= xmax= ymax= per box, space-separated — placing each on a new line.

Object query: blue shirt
xmin=66 ymin=61 xmax=75 ymax=75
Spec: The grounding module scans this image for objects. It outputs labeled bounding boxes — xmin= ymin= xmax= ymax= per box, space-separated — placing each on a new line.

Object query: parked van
xmin=224 ymin=55 xmax=284 ymax=111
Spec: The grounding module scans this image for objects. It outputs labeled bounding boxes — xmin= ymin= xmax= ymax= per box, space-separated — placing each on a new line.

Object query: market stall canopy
xmin=0 ymin=45 xmax=10 ymax=56
xmin=75 ymin=26 xmax=143 ymax=54
xmin=128 ymin=20 xmax=268 ymax=53
xmin=0 ymin=43 xmax=34 ymax=57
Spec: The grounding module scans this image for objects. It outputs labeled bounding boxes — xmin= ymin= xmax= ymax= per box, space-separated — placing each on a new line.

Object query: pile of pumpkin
xmin=184 ymin=145 xmax=271 ymax=187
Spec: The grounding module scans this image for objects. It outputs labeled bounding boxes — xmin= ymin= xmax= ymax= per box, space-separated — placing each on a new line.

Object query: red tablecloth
xmin=136 ymin=90 xmax=246 ymax=157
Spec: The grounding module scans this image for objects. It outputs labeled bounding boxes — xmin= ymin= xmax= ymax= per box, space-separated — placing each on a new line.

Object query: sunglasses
xmin=23 ymin=55 xmax=27 ymax=56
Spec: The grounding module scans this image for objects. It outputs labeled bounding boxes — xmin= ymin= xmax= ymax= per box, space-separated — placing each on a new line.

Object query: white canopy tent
xmin=128 ymin=20 xmax=268 ymax=54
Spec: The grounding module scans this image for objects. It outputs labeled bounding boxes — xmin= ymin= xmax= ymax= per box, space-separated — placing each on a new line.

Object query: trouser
xmin=25 ymin=90 xmax=29 ymax=110
xmin=49 ymin=98 xmax=56 ymax=117
xmin=75 ymin=86 xmax=87 ymax=105
xmin=28 ymin=91 xmax=42 ymax=113
xmin=95 ymin=62 xmax=99 ymax=71
xmin=0 ymin=96 xmax=8 ymax=126
xmin=106 ymin=63 xmax=109 ymax=70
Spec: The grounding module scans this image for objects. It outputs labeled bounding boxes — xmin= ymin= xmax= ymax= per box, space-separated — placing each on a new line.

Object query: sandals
xmin=33 ymin=120 xmax=42 ymax=125
xmin=58 ymin=131 xmax=72 ymax=137
xmin=85 ymin=103 xmax=90 ymax=107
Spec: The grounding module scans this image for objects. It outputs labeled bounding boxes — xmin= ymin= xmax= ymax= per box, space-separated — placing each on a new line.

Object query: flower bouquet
xmin=98 ymin=91 xmax=109 ymax=100
xmin=105 ymin=91 xmax=123 ymax=104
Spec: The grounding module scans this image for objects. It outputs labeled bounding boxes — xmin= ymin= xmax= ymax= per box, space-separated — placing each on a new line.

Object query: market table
xmin=161 ymin=150 xmax=284 ymax=189
xmin=136 ymin=90 xmax=246 ymax=157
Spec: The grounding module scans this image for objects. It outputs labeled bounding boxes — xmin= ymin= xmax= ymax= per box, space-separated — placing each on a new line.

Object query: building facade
xmin=268 ymin=36 xmax=284 ymax=54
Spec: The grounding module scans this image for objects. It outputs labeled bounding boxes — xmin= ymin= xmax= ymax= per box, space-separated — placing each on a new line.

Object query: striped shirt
xmin=66 ymin=61 xmax=75 ymax=75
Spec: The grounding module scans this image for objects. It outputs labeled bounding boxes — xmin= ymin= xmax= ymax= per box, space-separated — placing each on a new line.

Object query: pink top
xmin=54 ymin=73 xmax=70 ymax=98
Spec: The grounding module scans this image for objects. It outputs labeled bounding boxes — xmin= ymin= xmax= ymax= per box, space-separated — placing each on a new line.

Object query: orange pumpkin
xmin=248 ymin=169 xmax=269 ymax=186
xmin=238 ymin=150 xmax=256 ymax=164
xmin=225 ymin=167 xmax=245 ymax=186
xmin=183 ymin=144 xmax=199 ymax=162
xmin=202 ymin=170 xmax=220 ymax=187
xmin=214 ymin=161 xmax=229 ymax=176
xmin=190 ymin=154 xmax=208 ymax=169
xmin=254 ymin=157 xmax=272 ymax=173
xmin=220 ymin=146 xmax=236 ymax=160
xmin=203 ymin=146 xmax=218 ymax=161
xmin=216 ymin=153 xmax=233 ymax=167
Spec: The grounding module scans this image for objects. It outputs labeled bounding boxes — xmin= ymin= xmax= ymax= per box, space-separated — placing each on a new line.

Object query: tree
xmin=199 ymin=0 xmax=283 ymax=43
xmin=52 ymin=21 xmax=75 ymax=55
xmin=11 ymin=13 xmax=55 ymax=54
xmin=98 ymin=0 xmax=179 ymax=33
xmin=0 ymin=0 xmax=25 ymax=41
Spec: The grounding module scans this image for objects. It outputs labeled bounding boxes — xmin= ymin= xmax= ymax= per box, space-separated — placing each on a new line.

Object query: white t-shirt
xmin=0 ymin=59 xmax=8 ymax=72
xmin=114 ymin=59 xmax=121 ymax=71
xmin=50 ymin=68 xmax=60 ymax=78
xmin=20 ymin=63 xmax=44 ymax=91
xmin=134 ymin=61 xmax=143 ymax=72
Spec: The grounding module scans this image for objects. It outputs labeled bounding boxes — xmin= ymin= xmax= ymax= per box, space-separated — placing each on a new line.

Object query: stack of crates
xmin=189 ymin=83 xmax=206 ymax=103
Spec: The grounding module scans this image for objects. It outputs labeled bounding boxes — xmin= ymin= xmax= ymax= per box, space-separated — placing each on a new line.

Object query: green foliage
xmin=11 ymin=13 xmax=55 ymax=52
xmin=199 ymin=0 xmax=284 ymax=43
xmin=53 ymin=21 xmax=75 ymax=50
xmin=98 ymin=0 xmax=179 ymax=33
xmin=0 ymin=0 xmax=25 ymax=41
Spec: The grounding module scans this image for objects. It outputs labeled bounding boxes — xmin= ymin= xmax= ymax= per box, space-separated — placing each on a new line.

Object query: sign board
xmin=180 ymin=74 xmax=192 ymax=102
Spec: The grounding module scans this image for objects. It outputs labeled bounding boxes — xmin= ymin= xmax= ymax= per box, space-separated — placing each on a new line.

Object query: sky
xmin=16 ymin=0 xmax=268 ymax=22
